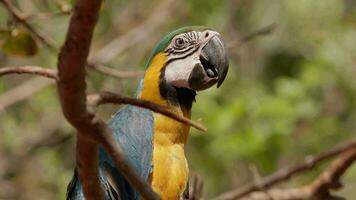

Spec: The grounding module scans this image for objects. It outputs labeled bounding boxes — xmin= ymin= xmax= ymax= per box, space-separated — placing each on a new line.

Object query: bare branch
xmin=0 ymin=66 xmax=58 ymax=80
xmin=87 ymin=0 xmax=182 ymax=77
xmin=76 ymin=136 xmax=103 ymax=200
xmin=0 ymin=77 xmax=53 ymax=114
xmin=308 ymin=147 xmax=356 ymax=199
xmin=88 ymin=63 xmax=142 ymax=79
xmin=2 ymin=114 xmax=69 ymax=178
xmin=0 ymin=0 xmax=141 ymax=79
xmin=227 ymin=24 xmax=275 ymax=49
xmin=239 ymin=24 xmax=275 ymax=44
xmin=0 ymin=0 xmax=180 ymax=109
xmin=56 ymin=0 xmax=159 ymax=199
xmin=241 ymin=147 xmax=356 ymax=200
xmin=189 ymin=175 xmax=204 ymax=200
xmin=89 ymin=0 xmax=180 ymax=64
xmin=0 ymin=0 xmax=57 ymax=51
xmin=0 ymin=63 xmax=140 ymax=111
xmin=211 ymin=140 xmax=356 ymax=200
xmin=0 ymin=67 xmax=205 ymax=131
xmin=24 ymin=10 xmax=71 ymax=20
xmin=87 ymin=92 xmax=208 ymax=132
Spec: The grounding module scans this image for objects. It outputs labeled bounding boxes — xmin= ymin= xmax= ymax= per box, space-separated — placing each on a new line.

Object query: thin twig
xmin=0 ymin=0 xmax=180 ymax=109
xmin=89 ymin=0 xmax=180 ymax=64
xmin=0 ymin=0 xmax=141 ymax=79
xmin=87 ymin=92 xmax=208 ymax=132
xmin=0 ymin=66 xmax=58 ymax=80
xmin=88 ymin=63 xmax=142 ymax=79
xmin=0 ymin=0 xmax=57 ymax=51
xmin=211 ymin=140 xmax=356 ymax=200
xmin=24 ymin=10 xmax=71 ymax=20
xmin=0 ymin=65 xmax=206 ymax=131
xmin=240 ymin=24 xmax=275 ymax=44
xmin=189 ymin=175 xmax=204 ymax=200
xmin=2 ymin=114 xmax=69 ymax=178
xmin=0 ymin=77 xmax=53 ymax=114
xmin=227 ymin=24 xmax=275 ymax=49
xmin=88 ymin=0 xmax=181 ymax=77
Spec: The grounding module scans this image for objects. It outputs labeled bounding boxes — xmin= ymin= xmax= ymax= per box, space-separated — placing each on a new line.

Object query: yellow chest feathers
xmin=139 ymin=52 xmax=191 ymax=199
xmin=151 ymin=112 xmax=190 ymax=200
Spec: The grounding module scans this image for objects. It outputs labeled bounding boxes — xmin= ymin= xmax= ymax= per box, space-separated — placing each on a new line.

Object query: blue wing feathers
xmin=107 ymin=105 xmax=154 ymax=180
xmin=67 ymin=105 xmax=154 ymax=200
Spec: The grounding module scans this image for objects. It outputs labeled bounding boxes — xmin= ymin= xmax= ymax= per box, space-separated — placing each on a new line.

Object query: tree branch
xmin=189 ymin=175 xmax=204 ymax=200
xmin=0 ymin=65 xmax=206 ymax=132
xmin=56 ymin=0 xmax=159 ymax=200
xmin=227 ymin=24 xmax=275 ymax=49
xmin=87 ymin=92 xmax=207 ymax=132
xmin=0 ymin=0 xmax=180 ymax=110
xmin=89 ymin=0 xmax=180 ymax=64
xmin=24 ymin=10 xmax=71 ymax=21
xmin=87 ymin=63 xmax=142 ymax=79
xmin=241 ymin=147 xmax=356 ymax=200
xmin=0 ymin=66 xmax=58 ymax=80
xmin=0 ymin=64 xmax=139 ymax=112
xmin=0 ymin=77 xmax=53 ymax=114
xmin=75 ymin=135 xmax=103 ymax=200
xmin=211 ymin=140 xmax=356 ymax=200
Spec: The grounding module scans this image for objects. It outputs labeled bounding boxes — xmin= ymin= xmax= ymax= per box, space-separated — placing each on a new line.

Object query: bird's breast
xmin=151 ymin=112 xmax=190 ymax=200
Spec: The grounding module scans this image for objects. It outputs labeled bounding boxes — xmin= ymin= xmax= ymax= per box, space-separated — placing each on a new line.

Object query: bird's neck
xmin=138 ymin=53 xmax=196 ymax=145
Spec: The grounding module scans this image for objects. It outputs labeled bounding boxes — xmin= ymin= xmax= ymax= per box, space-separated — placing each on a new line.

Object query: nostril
xmin=205 ymin=32 xmax=209 ymax=38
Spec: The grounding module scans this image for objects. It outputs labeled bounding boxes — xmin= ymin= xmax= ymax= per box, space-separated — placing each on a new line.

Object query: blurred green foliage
xmin=0 ymin=0 xmax=356 ymax=199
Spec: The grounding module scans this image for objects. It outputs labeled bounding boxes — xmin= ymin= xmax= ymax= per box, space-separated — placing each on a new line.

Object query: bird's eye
xmin=174 ymin=37 xmax=187 ymax=49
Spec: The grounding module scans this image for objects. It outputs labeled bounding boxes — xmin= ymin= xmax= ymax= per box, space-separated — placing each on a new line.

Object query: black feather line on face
xmin=165 ymin=46 xmax=200 ymax=66
xmin=159 ymin=64 xmax=196 ymax=111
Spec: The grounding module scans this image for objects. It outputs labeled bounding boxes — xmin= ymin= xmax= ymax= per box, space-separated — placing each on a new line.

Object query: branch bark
xmin=87 ymin=92 xmax=207 ymax=132
xmin=0 ymin=0 xmax=181 ymax=110
xmin=211 ymin=140 xmax=356 ymax=200
xmin=87 ymin=63 xmax=142 ymax=79
xmin=241 ymin=147 xmax=356 ymax=200
xmin=89 ymin=0 xmax=180 ymax=64
xmin=189 ymin=175 xmax=204 ymax=200
xmin=227 ymin=24 xmax=275 ymax=49
xmin=0 ymin=77 xmax=53 ymax=114
xmin=0 ymin=66 xmax=58 ymax=80
xmin=56 ymin=0 xmax=159 ymax=200
xmin=0 ymin=66 xmax=206 ymax=131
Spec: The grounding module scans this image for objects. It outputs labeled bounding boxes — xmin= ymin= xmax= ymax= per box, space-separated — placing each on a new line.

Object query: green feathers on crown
xmin=144 ymin=26 xmax=209 ymax=68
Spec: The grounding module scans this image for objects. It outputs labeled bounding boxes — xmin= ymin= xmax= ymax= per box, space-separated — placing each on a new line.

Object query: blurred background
xmin=0 ymin=0 xmax=356 ymax=199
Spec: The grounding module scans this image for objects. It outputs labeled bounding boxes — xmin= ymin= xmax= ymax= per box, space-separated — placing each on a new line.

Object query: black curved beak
xmin=188 ymin=35 xmax=229 ymax=91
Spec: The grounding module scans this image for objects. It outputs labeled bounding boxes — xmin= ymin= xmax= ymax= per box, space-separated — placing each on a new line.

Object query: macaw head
xmin=139 ymin=26 xmax=229 ymax=109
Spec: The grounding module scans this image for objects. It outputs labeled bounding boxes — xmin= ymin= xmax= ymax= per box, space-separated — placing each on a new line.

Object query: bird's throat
xmin=139 ymin=52 xmax=196 ymax=111
xmin=139 ymin=52 xmax=194 ymax=144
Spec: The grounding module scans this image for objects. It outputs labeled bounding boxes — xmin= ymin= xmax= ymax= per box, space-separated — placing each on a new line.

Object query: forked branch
xmin=211 ymin=140 xmax=356 ymax=200
xmin=56 ymin=0 xmax=159 ymax=199
xmin=241 ymin=147 xmax=356 ymax=200
xmin=0 ymin=65 xmax=206 ymax=131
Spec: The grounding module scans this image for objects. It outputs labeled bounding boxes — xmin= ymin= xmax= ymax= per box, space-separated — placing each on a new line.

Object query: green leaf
xmin=1 ymin=30 xmax=38 ymax=57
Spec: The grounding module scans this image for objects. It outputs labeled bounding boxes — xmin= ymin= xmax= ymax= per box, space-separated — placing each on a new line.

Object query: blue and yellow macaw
xmin=67 ymin=26 xmax=229 ymax=200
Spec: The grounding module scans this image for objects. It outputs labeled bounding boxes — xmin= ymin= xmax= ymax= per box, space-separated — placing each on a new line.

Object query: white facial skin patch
xmin=164 ymin=53 xmax=200 ymax=89
xmin=164 ymin=30 xmax=219 ymax=90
